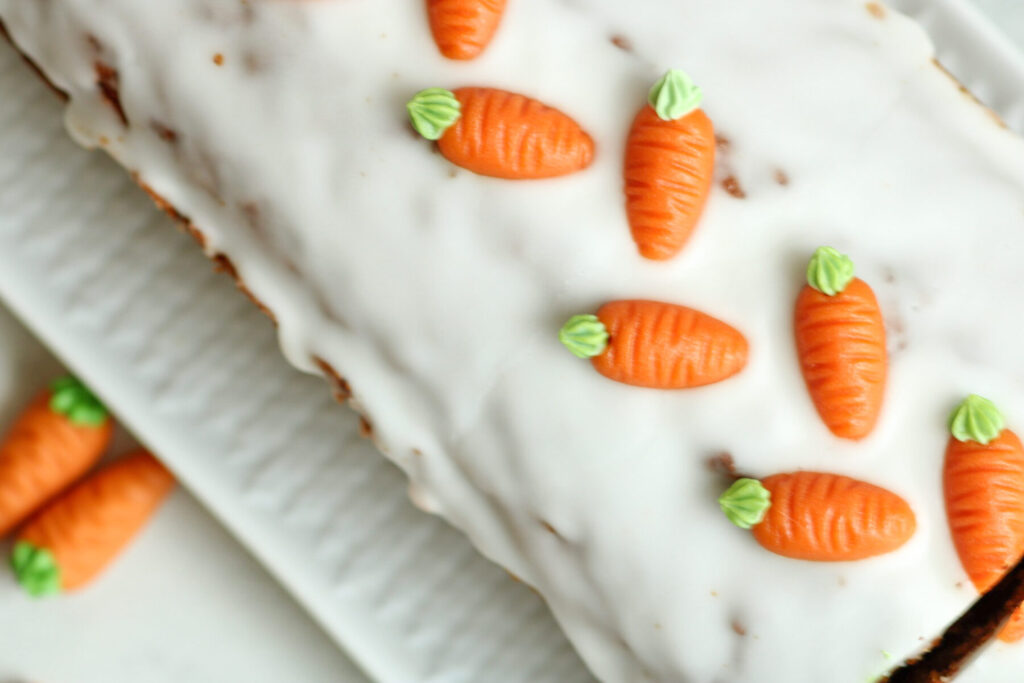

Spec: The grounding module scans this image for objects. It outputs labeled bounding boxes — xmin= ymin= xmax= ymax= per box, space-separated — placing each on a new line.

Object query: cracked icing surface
xmin=4 ymin=1 xmax=1024 ymax=680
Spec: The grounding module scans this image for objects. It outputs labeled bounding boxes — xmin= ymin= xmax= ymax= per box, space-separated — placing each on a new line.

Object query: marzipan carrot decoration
xmin=0 ymin=376 xmax=113 ymax=537
xmin=795 ymin=246 xmax=887 ymax=440
xmin=12 ymin=451 xmax=175 ymax=596
xmin=407 ymin=87 xmax=594 ymax=179
xmin=944 ymin=395 xmax=1024 ymax=642
xmin=559 ymin=299 xmax=748 ymax=389
xmin=719 ymin=472 xmax=916 ymax=561
xmin=427 ymin=0 xmax=507 ymax=61
xmin=624 ymin=69 xmax=716 ymax=260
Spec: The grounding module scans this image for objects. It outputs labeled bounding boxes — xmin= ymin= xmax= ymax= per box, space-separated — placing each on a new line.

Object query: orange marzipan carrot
xmin=409 ymin=86 xmax=594 ymax=179
xmin=591 ymin=300 xmax=747 ymax=389
xmin=795 ymin=248 xmax=886 ymax=440
xmin=442 ymin=87 xmax=594 ymax=179
xmin=624 ymin=70 xmax=716 ymax=261
xmin=427 ymin=0 xmax=507 ymax=60
xmin=14 ymin=451 xmax=175 ymax=594
xmin=754 ymin=472 xmax=915 ymax=561
xmin=625 ymin=106 xmax=715 ymax=260
xmin=945 ymin=401 xmax=1024 ymax=643
xmin=0 ymin=380 xmax=112 ymax=537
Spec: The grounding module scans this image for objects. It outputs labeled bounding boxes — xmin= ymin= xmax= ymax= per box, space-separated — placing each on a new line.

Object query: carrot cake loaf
xmin=3 ymin=1 xmax=1024 ymax=680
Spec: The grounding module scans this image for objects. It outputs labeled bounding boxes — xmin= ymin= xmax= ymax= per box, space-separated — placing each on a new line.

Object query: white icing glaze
xmin=4 ymin=1 xmax=1024 ymax=680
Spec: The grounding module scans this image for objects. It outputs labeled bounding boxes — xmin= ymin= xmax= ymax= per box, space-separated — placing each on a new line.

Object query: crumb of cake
xmin=412 ymin=448 xmax=423 ymax=457
xmin=135 ymin=177 xmax=189 ymax=225
xmin=243 ymin=51 xmax=264 ymax=73
xmin=358 ymin=416 xmax=373 ymax=438
xmin=313 ymin=357 xmax=353 ymax=401
xmin=838 ymin=576 xmax=847 ymax=587
xmin=94 ymin=61 xmax=128 ymax=126
xmin=98 ymin=135 xmax=109 ymax=146
xmin=711 ymin=591 xmax=718 ymax=597
xmin=715 ymin=134 xmax=731 ymax=152
xmin=722 ymin=176 xmax=746 ymax=199
xmin=213 ymin=52 xmax=224 ymax=66
xmin=539 ymin=520 xmax=564 ymax=539
xmin=866 ymin=2 xmax=885 ymax=19
xmin=707 ymin=452 xmax=738 ymax=478
xmin=448 ymin=168 xmax=458 ymax=178
xmin=151 ymin=121 xmax=178 ymax=143
xmin=210 ymin=252 xmax=277 ymax=323
xmin=610 ymin=34 xmax=633 ymax=51
xmin=654 ymin=622 xmax=662 ymax=630
xmin=731 ymin=619 xmax=747 ymax=636
xmin=888 ymin=314 xmax=908 ymax=352
xmin=774 ymin=169 xmax=790 ymax=186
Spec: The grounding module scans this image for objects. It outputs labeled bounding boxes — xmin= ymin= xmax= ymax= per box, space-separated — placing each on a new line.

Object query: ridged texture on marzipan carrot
xmin=427 ymin=0 xmax=506 ymax=60
xmin=593 ymin=300 xmax=747 ymax=389
xmin=624 ymin=106 xmax=715 ymax=260
xmin=945 ymin=430 xmax=1024 ymax=642
xmin=794 ymin=278 xmax=886 ymax=440
xmin=754 ymin=472 xmax=915 ymax=561
xmin=439 ymin=88 xmax=594 ymax=179
xmin=0 ymin=393 xmax=112 ymax=537
xmin=18 ymin=451 xmax=175 ymax=591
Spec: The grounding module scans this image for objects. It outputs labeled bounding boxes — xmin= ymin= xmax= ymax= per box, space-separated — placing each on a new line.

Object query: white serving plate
xmin=0 ymin=1 xmax=1021 ymax=681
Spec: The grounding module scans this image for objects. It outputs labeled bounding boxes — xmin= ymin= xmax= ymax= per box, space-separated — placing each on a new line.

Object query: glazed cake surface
xmin=4 ymin=1 xmax=1024 ymax=680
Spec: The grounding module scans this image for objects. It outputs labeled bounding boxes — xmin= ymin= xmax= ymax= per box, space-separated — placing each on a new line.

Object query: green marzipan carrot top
xmin=949 ymin=394 xmax=1005 ymax=445
xmin=806 ymin=246 xmax=854 ymax=296
xmin=10 ymin=540 xmax=61 ymax=597
xmin=49 ymin=375 xmax=108 ymax=427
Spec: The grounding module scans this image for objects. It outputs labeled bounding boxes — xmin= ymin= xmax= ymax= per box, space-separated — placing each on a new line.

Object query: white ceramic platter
xmin=0 ymin=1 xmax=1021 ymax=681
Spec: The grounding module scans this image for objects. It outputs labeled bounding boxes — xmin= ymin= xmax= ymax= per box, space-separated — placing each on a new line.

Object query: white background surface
xmin=0 ymin=2 xmax=1021 ymax=682
xmin=0 ymin=302 xmax=367 ymax=682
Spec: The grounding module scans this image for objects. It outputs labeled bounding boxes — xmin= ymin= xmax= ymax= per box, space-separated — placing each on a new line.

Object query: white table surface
xmin=0 ymin=300 xmax=368 ymax=683
xmin=0 ymin=2 xmax=1020 ymax=682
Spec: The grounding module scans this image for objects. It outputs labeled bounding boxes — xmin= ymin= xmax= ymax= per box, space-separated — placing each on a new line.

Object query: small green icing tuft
xmin=806 ymin=246 xmax=855 ymax=296
xmin=648 ymin=69 xmax=703 ymax=121
xmin=949 ymin=394 xmax=1005 ymax=445
xmin=719 ymin=478 xmax=771 ymax=530
xmin=407 ymin=88 xmax=462 ymax=141
xmin=559 ymin=314 xmax=609 ymax=359
xmin=11 ymin=541 xmax=61 ymax=598
xmin=49 ymin=375 xmax=108 ymax=427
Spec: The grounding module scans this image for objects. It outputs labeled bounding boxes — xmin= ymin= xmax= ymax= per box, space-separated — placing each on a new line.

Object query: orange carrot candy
xmin=944 ymin=395 xmax=1024 ymax=642
xmin=624 ymin=69 xmax=716 ymax=261
xmin=0 ymin=376 xmax=113 ymax=537
xmin=719 ymin=472 xmax=916 ymax=561
xmin=406 ymin=86 xmax=594 ymax=179
xmin=795 ymin=246 xmax=887 ymax=440
xmin=427 ymin=0 xmax=507 ymax=61
xmin=11 ymin=451 xmax=175 ymax=596
xmin=559 ymin=299 xmax=748 ymax=389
